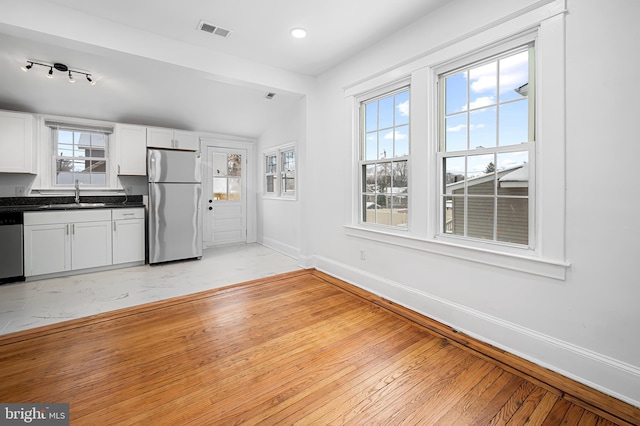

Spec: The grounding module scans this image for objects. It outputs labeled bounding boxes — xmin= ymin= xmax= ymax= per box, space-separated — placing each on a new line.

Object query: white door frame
xmin=200 ymin=137 xmax=256 ymax=249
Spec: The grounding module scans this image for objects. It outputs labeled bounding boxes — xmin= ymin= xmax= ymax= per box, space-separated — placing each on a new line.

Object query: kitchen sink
xmin=40 ymin=203 xmax=107 ymax=210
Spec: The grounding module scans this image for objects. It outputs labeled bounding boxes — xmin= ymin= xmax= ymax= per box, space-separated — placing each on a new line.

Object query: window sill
xmin=344 ymin=225 xmax=569 ymax=280
xmin=263 ymin=195 xmax=297 ymax=201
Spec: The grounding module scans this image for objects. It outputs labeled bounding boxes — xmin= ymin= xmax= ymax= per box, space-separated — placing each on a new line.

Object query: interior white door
xmin=204 ymin=147 xmax=247 ymax=246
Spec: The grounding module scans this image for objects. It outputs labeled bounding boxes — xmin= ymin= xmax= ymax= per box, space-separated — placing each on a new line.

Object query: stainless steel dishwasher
xmin=0 ymin=210 xmax=25 ymax=284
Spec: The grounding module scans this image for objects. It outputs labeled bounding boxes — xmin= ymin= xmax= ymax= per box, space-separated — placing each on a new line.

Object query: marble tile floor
xmin=0 ymin=244 xmax=301 ymax=336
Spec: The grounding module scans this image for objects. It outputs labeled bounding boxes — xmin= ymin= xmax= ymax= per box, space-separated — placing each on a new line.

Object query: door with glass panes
xmin=204 ymin=147 xmax=247 ymax=246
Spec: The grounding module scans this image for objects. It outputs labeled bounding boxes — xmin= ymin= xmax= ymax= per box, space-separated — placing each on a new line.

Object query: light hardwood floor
xmin=0 ymin=270 xmax=638 ymax=425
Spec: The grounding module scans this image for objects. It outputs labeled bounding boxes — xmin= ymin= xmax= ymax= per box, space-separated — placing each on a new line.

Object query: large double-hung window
xmin=359 ymin=85 xmax=410 ymax=228
xmin=438 ymin=44 xmax=534 ymax=246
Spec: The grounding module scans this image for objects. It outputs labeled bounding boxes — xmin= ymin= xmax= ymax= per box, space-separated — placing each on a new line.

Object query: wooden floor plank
xmin=0 ymin=270 xmax=636 ymax=426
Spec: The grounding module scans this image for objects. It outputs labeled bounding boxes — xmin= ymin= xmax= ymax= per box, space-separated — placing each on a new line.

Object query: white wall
xmin=257 ymin=97 xmax=307 ymax=260
xmin=304 ymin=0 xmax=640 ymax=407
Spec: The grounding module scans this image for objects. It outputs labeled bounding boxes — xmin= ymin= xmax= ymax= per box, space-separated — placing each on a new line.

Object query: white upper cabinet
xmin=0 ymin=109 xmax=36 ymax=174
xmin=115 ymin=124 xmax=147 ymax=175
xmin=147 ymin=126 xmax=199 ymax=151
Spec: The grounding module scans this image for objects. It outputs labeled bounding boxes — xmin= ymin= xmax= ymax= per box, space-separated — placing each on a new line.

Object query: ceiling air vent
xmin=197 ymin=20 xmax=231 ymax=38
xmin=265 ymin=92 xmax=276 ymax=100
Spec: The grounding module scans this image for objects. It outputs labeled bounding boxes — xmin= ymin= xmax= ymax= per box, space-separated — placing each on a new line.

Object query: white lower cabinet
xmin=24 ymin=208 xmax=144 ymax=278
xmin=23 ymin=222 xmax=71 ymax=276
xmin=112 ymin=208 xmax=145 ymax=264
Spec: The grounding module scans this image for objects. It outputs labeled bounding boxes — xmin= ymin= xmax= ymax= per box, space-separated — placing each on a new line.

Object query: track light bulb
xmin=21 ymin=62 xmax=33 ymax=72
xmin=68 ymin=71 xmax=75 ymax=83
xmin=47 ymin=67 xmax=53 ymax=78
xmin=86 ymin=75 xmax=95 ymax=86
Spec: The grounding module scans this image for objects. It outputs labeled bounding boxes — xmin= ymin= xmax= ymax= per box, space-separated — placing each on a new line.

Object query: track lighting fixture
xmin=21 ymin=60 xmax=95 ymax=86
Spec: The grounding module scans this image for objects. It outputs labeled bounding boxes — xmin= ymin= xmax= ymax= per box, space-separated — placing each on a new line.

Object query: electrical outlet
xmin=15 ymin=186 xmax=26 ymax=197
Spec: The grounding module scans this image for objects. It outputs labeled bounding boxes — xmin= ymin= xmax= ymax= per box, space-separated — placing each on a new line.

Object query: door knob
xmin=209 ymin=199 xmax=212 ymax=203
xmin=209 ymin=206 xmax=213 ymax=211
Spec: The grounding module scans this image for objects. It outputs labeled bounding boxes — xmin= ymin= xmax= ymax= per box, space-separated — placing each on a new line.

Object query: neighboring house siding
xmin=451 ymin=184 xmax=528 ymax=244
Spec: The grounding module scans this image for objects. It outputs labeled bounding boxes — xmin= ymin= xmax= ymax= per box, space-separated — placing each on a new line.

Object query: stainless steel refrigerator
xmin=148 ymin=148 xmax=202 ymax=264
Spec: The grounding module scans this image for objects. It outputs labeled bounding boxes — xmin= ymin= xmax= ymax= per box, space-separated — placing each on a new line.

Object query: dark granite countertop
xmin=0 ymin=195 xmax=144 ymax=213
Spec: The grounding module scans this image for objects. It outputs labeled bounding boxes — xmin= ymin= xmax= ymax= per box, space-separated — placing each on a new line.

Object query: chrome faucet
xmin=74 ymin=179 xmax=80 ymax=204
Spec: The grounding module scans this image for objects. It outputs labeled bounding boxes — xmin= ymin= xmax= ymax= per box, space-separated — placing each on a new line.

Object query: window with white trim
xmin=263 ymin=144 xmax=296 ymax=198
xmin=438 ymin=44 xmax=534 ymax=247
xmin=359 ymin=85 xmax=410 ymax=228
xmin=48 ymin=121 xmax=112 ymax=186
xmin=347 ymin=4 xmax=568 ymax=278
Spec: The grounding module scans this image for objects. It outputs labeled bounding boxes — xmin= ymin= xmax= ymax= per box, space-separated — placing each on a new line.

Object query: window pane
xmin=469 ymin=61 xmax=497 ymax=110
xmin=443 ymin=196 xmax=460 ymax=235
xmin=392 ymin=195 xmax=408 ymax=227
xmin=212 ymin=177 xmax=227 ymax=200
xmin=379 ymin=96 xmax=394 ymax=129
xmin=445 ymin=114 xmax=467 ymax=151
xmin=266 ymin=175 xmax=275 ymax=193
xmin=58 ymin=130 xmax=73 ymax=145
xmin=228 ymin=177 xmax=241 ymax=200
xmin=444 ymin=156 xmax=465 ymax=196
xmin=467 ymin=197 xmax=494 ymax=240
xmin=467 ymin=154 xmax=494 ymax=180
xmin=91 ymin=172 xmax=106 ymax=185
xmin=365 ymin=132 xmax=377 ymax=161
xmin=282 ymin=151 xmax=295 ymax=171
xmin=212 ymin=153 xmax=227 ymax=176
xmin=445 ymin=72 xmax=467 ymax=115
xmin=469 ymin=107 xmax=496 ymax=149
xmin=392 ymin=160 xmax=408 ymax=190
xmin=266 ymin=155 xmax=277 ymax=174
xmin=379 ymin=130 xmax=393 ymax=159
xmin=378 ymin=163 xmax=391 ymax=198
xmin=499 ymin=100 xmax=528 ymax=146
xmin=282 ymin=175 xmax=295 ymax=193
xmin=499 ymin=50 xmax=529 ymax=103
xmin=364 ymin=194 xmax=378 ymax=223
xmin=228 ymin=154 xmax=242 ymax=176
xmin=467 ymin=154 xmax=495 ymax=195
xmin=394 ymin=125 xmax=409 ymax=157
xmin=91 ymin=133 xmax=105 ymax=148
xmin=365 ymin=102 xmax=378 ymax=132
xmin=363 ymin=164 xmax=376 ymax=192
xmin=395 ymin=90 xmax=410 ymax=125
xmin=497 ymin=197 xmax=528 ymax=244
xmin=497 ymin=152 xmax=528 ymax=196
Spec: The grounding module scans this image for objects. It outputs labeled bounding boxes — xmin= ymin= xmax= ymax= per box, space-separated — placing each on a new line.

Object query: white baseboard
xmin=314 ymin=255 xmax=640 ymax=409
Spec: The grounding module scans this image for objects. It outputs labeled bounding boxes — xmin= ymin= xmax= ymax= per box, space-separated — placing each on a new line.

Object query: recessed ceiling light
xmin=290 ymin=28 xmax=307 ymax=39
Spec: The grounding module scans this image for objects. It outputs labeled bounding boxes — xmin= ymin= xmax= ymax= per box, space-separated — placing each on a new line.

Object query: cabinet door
xmin=174 ymin=130 xmax=200 ymax=151
xmin=0 ymin=110 xmax=35 ymax=173
xmin=112 ymin=219 xmax=145 ymax=264
xmin=72 ymin=220 xmax=112 ymax=270
xmin=146 ymin=127 xmax=174 ymax=149
xmin=24 ymin=223 xmax=71 ymax=276
xmin=117 ymin=124 xmax=147 ymax=175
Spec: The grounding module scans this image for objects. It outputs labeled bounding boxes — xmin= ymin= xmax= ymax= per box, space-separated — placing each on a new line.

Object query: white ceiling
xmin=0 ymin=0 xmax=449 ymax=137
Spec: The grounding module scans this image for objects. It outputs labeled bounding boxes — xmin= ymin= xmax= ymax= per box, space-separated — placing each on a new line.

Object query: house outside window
xmin=281 ymin=149 xmax=296 ymax=195
xmin=264 ymin=143 xmax=296 ymax=199
xmin=438 ymin=44 xmax=534 ymax=247
xmin=265 ymin=154 xmax=277 ymax=194
xmin=359 ymin=86 xmax=410 ymax=228
xmin=48 ymin=121 xmax=112 ymax=186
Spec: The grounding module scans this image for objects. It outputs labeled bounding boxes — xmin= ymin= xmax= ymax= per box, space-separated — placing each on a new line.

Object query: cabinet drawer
xmin=25 ymin=209 xmax=112 ymax=225
xmin=112 ymin=208 xmax=145 ymax=220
